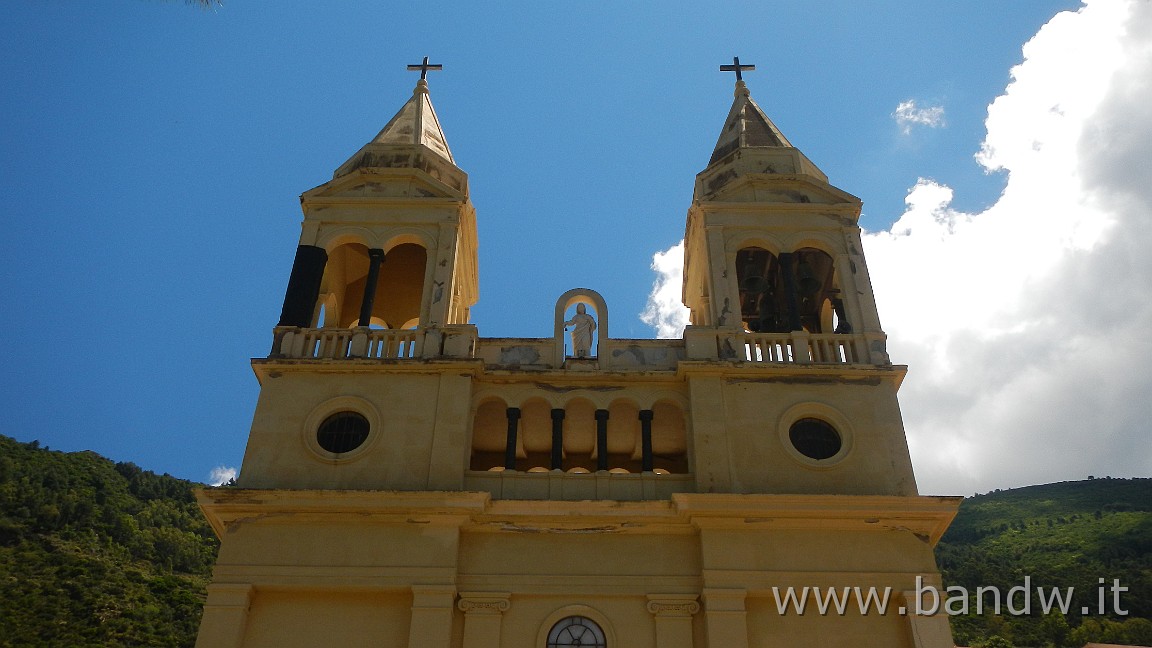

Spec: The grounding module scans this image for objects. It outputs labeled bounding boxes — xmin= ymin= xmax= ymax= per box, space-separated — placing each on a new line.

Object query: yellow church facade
xmin=195 ymin=61 xmax=960 ymax=648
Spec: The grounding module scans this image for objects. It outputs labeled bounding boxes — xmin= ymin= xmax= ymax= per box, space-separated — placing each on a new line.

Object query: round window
xmin=316 ymin=411 xmax=370 ymax=454
xmin=788 ymin=418 xmax=841 ymax=460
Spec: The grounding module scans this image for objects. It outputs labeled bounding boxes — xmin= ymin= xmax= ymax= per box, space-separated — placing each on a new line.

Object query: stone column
xmin=779 ymin=252 xmax=802 ymax=332
xmin=356 ymin=248 xmax=386 ymax=327
xmin=458 ymin=592 xmax=511 ymax=648
xmin=639 ymin=409 xmax=654 ymax=472
xmin=702 ymin=588 xmax=749 ymax=648
xmin=504 ymin=407 xmax=521 ymax=470
xmin=647 ymin=595 xmax=699 ymax=648
xmin=277 ymin=245 xmax=328 ymax=328
xmin=194 ymin=583 xmax=253 ymax=648
xmin=408 ymin=586 xmax=456 ymax=648
xmin=550 ymin=408 xmax=566 ymax=470
xmin=594 ymin=409 xmax=609 ymax=471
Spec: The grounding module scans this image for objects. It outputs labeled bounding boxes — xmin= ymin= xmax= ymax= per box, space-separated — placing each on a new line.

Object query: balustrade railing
xmin=274 ymin=327 xmax=422 ymax=360
xmin=270 ymin=326 xmax=872 ymax=366
xmin=807 ymin=333 xmax=861 ymax=364
xmin=739 ymin=332 xmax=865 ymax=365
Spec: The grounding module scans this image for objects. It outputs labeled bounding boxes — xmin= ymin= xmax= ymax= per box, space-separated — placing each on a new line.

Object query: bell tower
xmin=683 ymin=67 xmax=886 ymax=364
xmin=277 ymin=58 xmax=477 ymax=337
xmin=196 ymin=60 xmax=959 ymax=648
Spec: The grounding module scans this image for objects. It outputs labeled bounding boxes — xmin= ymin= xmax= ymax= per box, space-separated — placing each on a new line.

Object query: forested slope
xmin=0 ymin=435 xmax=217 ymax=647
xmin=0 ymin=434 xmax=1148 ymax=647
xmin=937 ymin=478 xmax=1152 ymax=646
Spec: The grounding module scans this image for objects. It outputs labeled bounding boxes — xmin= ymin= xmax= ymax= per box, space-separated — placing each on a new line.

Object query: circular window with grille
xmin=788 ymin=417 xmax=841 ymax=460
xmin=547 ymin=616 xmax=606 ymax=648
xmin=316 ymin=411 xmax=370 ymax=454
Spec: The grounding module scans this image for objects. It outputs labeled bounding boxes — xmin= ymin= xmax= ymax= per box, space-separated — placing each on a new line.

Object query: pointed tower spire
xmin=695 ymin=61 xmax=829 ymax=200
xmin=333 ymin=59 xmax=456 ymax=179
xmin=709 ymin=80 xmax=793 ymax=164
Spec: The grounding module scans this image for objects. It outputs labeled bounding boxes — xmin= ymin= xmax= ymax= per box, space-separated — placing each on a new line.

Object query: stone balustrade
xmin=271 ymin=327 xmax=422 ymax=359
xmin=270 ymin=326 xmax=886 ymax=366
xmin=686 ymin=326 xmax=887 ymax=366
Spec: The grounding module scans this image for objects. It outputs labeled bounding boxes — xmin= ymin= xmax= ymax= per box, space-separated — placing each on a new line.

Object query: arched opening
xmin=736 ymin=246 xmax=846 ymax=334
xmin=606 ymin=400 xmax=640 ymax=473
xmin=469 ymin=398 xmax=509 ymax=471
xmin=793 ymin=247 xmax=837 ymax=334
xmin=561 ymin=398 xmax=597 ymax=472
xmin=735 ymin=246 xmax=786 ymax=333
xmin=519 ymin=398 xmax=553 ymax=472
xmin=650 ymin=400 xmax=688 ymax=474
xmin=376 ymin=242 xmax=426 ymax=328
xmin=322 ymin=241 xmax=428 ymax=329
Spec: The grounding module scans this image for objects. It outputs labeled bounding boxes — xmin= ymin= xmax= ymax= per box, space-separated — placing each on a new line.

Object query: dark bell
xmin=741 ymin=275 xmax=770 ymax=293
xmin=797 ymin=262 xmax=820 ymax=295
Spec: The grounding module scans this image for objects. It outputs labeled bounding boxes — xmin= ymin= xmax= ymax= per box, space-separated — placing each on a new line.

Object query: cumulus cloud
xmin=640 ymin=240 xmax=690 ymax=338
xmin=866 ymin=0 xmax=1152 ymax=494
xmin=893 ymin=100 xmax=946 ymax=134
xmin=208 ymin=465 xmax=237 ymax=486
xmin=643 ymin=0 xmax=1152 ymax=494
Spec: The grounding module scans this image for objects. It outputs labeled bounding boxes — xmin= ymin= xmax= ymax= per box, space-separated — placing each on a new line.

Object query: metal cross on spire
xmin=719 ymin=56 xmax=755 ymax=82
xmin=406 ymin=56 xmax=443 ymax=80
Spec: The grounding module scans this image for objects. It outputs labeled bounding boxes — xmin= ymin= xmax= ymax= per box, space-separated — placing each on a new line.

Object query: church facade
xmin=195 ymin=61 xmax=960 ymax=648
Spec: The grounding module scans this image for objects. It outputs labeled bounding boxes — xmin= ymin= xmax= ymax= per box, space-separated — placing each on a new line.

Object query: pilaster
xmin=701 ymin=588 xmax=748 ymax=648
xmin=647 ymin=595 xmax=700 ymax=648
xmin=686 ymin=376 xmax=731 ymax=493
xmin=458 ymin=592 xmax=511 ymax=648
xmin=902 ymin=589 xmax=955 ymax=648
xmin=427 ymin=372 xmax=472 ymax=489
xmin=408 ymin=585 xmax=457 ymax=648
xmin=194 ymin=583 xmax=253 ymax=648
xmin=705 ymin=226 xmax=734 ymax=327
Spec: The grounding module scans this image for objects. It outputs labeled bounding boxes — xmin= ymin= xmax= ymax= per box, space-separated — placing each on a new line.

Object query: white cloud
xmin=868 ymin=0 xmax=1151 ymax=494
xmin=643 ymin=0 xmax=1152 ymax=495
xmin=208 ymin=465 xmax=238 ymax=486
xmin=893 ymin=100 xmax=946 ymax=134
xmin=640 ymin=240 xmax=690 ymax=338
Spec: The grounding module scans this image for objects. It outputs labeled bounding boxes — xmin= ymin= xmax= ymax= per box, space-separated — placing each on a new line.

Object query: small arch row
xmin=469 ymin=397 xmax=688 ymax=474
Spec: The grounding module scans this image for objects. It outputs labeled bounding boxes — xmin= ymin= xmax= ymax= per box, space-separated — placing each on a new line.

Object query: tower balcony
xmin=270 ymin=325 xmax=478 ymax=361
xmin=269 ymin=325 xmax=888 ymax=368
xmin=684 ymin=326 xmax=890 ymax=366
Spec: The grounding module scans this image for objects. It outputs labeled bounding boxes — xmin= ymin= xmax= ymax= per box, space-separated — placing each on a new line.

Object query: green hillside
xmin=937 ymin=478 xmax=1152 ymax=647
xmin=0 ymin=435 xmax=217 ymax=647
xmin=0 ymin=434 xmax=1148 ymax=647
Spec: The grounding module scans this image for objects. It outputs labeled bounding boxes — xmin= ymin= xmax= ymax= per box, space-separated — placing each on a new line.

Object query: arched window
xmin=546 ymin=616 xmax=606 ymax=648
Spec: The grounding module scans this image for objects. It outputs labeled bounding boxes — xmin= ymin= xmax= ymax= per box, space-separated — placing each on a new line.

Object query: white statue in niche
xmin=564 ymin=304 xmax=596 ymax=358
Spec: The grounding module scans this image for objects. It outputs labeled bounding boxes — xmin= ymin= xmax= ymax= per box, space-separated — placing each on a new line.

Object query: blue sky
xmin=4 ymin=0 xmax=1148 ymax=495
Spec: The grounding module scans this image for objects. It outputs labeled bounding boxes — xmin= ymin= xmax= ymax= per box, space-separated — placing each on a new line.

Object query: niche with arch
xmin=554 ymin=289 xmax=609 ymax=361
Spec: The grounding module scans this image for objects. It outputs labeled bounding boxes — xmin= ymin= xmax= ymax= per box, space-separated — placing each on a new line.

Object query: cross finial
xmin=407 ymin=56 xmax=443 ymax=81
xmin=719 ymin=56 xmax=755 ymax=82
